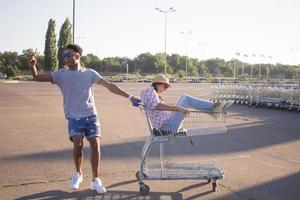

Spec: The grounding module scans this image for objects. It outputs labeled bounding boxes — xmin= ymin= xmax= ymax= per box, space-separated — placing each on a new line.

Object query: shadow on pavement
xmin=106 ymin=179 xmax=138 ymax=189
xmin=218 ymin=171 xmax=300 ymax=200
xmin=15 ymin=180 xmax=219 ymax=200
xmin=2 ymin=105 xmax=300 ymax=162
xmin=3 ymin=113 xmax=300 ymax=163
xmin=15 ymin=189 xmax=183 ymax=200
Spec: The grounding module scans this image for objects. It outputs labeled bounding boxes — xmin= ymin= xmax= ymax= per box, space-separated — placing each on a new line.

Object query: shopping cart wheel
xmin=135 ymin=171 xmax=147 ymax=179
xmin=140 ymin=184 xmax=150 ymax=195
xmin=212 ymin=182 xmax=217 ymax=192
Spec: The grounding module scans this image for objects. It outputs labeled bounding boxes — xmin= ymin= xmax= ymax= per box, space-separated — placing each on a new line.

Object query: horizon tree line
xmin=0 ymin=18 xmax=299 ymax=79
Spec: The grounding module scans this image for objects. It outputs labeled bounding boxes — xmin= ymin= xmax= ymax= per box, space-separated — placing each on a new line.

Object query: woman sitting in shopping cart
xmin=140 ymin=74 xmax=227 ymax=135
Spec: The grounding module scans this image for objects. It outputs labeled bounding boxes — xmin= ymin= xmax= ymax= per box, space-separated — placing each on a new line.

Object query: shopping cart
xmin=288 ymin=86 xmax=300 ymax=112
xmin=137 ymin=107 xmax=227 ymax=195
xmin=210 ymin=84 xmax=222 ymax=101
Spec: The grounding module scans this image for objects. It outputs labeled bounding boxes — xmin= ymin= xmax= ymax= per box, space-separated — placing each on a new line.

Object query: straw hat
xmin=152 ymin=74 xmax=171 ymax=87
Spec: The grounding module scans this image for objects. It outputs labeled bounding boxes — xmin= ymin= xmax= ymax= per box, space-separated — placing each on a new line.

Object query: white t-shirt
xmin=51 ymin=67 xmax=102 ymax=119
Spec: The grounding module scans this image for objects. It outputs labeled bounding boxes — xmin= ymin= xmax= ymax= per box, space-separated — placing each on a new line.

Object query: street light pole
xmin=251 ymin=53 xmax=256 ymax=79
xmin=180 ymin=30 xmax=193 ymax=81
xmin=198 ymin=43 xmax=208 ymax=78
xmin=243 ymin=54 xmax=248 ymax=75
xmin=267 ymin=55 xmax=272 ymax=80
xmin=72 ymin=0 xmax=75 ymax=44
xmin=235 ymin=52 xmax=241 ymax=80
xmin=155 ymin=7 xmax=176 ymax=75
xmin=233 ymin=60 xmax=236 ymax=80
xmin=259 ymin=54 xmax=265 ymax=80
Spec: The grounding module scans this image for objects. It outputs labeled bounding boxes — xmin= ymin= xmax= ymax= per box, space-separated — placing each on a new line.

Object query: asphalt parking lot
xmin=0 ymin=81 xmax=299 ymax=200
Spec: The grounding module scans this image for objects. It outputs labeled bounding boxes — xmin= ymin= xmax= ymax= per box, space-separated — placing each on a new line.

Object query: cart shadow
xmin=15 ymin=189 xmax=183 ymax=200
xmin=176 ymin=182 xmax=211 ymax=193
xmin=184 ymin=191 xmax=214 ymax=200
xmin=105 ymin=179 xmax=215 ymax=199
xmin=106 ymin=179 xmax=138 ymax=189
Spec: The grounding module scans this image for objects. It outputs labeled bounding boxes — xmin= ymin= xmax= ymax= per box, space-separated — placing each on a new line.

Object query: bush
xmin=177 ymin=70 xmax=185 ymax=78
xmin=5 ymin=66 xmax=21 ymax=78
xmin=0 ymin=63 xmax=5 ymax=74
xmin=238 ymin=73 xmax=249 ymax=81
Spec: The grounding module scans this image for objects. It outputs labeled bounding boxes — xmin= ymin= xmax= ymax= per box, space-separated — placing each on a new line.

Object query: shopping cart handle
xmin=132 ymin=99 xmax=142 ymax=107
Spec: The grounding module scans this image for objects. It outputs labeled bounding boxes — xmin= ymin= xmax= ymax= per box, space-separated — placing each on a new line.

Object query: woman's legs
xmin=176 ymin=94 xmax=213 ymax=110
xmin=161 ymin=94 xmax=214 ymax=132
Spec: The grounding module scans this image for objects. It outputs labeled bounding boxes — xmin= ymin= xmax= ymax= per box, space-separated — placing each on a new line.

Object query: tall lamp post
xmin=72 ymin=0 xmax=75 ymax=44
xmin=155 ymin=7 xmax=176 ymax=75
xmin=251 ymin=53 xmax=256 ymax=79
xmin=198 ymin=43 xmax=208 ymax=78
xmin=180 ymin=30 xmax=193 ymax=81
xmin=259 ymin=54 xmax=265 ymax=80
xmin=234 ymin=52 xmax=241 ymax=80
xmin=242 ymin=54 xmax=248 ymax=75
xmin=267 ymin=55 xmax=272 ymax=80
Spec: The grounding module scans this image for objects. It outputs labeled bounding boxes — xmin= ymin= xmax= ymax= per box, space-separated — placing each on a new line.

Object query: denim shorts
xmin=68 ymin=115 xmax=101 ymax=141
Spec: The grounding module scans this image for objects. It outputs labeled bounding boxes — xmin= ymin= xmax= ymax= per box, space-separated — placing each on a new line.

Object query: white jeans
xmin=160 ymin=94 xmax=213 ymax=132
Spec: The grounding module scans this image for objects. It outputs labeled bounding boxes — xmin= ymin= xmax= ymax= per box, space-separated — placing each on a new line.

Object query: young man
xmin=28 ymin=44 xmax=139 ymax=194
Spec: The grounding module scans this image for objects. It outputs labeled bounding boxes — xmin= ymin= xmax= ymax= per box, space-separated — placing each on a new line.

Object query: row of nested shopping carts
xmin=210 ymin=83 xmax=300 ymax=112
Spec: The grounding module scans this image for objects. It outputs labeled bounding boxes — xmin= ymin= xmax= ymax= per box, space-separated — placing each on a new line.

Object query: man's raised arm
xmin=28 ymin=55 xmax=52 ymax=82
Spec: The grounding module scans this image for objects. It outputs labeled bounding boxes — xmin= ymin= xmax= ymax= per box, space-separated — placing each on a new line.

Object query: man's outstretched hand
xmin=28 ymin=55 xmax=37 ymax=68
xmin=130 ymin=96 xmax=142 ymax=107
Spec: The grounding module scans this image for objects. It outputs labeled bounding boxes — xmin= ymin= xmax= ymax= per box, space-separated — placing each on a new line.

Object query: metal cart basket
xmin=137 ymin=108 xmax=227 ymax=195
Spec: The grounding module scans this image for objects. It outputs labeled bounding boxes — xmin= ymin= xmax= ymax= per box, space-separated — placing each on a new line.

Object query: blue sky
xmin=1 ymin=0 xmax=300 ymax=65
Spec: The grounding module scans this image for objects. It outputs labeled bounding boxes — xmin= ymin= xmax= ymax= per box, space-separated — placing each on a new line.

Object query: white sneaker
xmin=91 ymin=177 xmax=107 ymax=194
xmin=70 ymin=172 xmax=83 ymax=190
xmin=211 ymin=100 xmax=227 ymax=119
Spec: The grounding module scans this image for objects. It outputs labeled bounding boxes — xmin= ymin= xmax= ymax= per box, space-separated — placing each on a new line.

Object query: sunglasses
xmin=63 ymin=51 xmax=75 ymax=59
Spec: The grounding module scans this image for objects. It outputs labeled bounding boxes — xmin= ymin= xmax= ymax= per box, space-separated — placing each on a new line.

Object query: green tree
xmin=5 ymin=66 xmax=21 ymax=78
xmin=44 ymin=18 xmax=58 ymax=71
xmin=154 ymin=53 xmax=166 ymax=73
xmin=188 ymin=58 xmax=199 ymax=77
xmin=81 ymin=54 xmax=101 ymax=71
xmin=135 ymin=53 xmax=155 ymax=73
xmin=57 ymin=18 xmax=72 ymax=68
xmin=0 ymin=51 xmax=20 ymax=68
xmin=168 ymin=54 xmax=181 ymax=73
xmin=206 ymin=58 xmax=226 ymax=77
xmin=102 ymin=57 xmax=121 ymax=73
xmin=0 ymin=60 xmax=5 ymax=74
